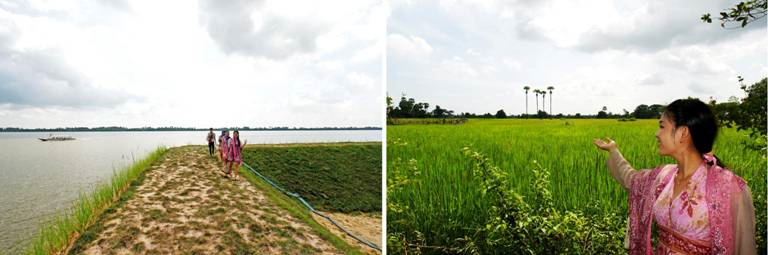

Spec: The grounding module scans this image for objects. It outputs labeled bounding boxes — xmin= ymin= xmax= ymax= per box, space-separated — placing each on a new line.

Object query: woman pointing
xmin=594 ymin=98 xmax=756 ymax=254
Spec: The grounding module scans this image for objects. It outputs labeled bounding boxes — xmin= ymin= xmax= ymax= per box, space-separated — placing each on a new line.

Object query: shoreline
xmin=25 ymin=147 xmax=168 ymax=255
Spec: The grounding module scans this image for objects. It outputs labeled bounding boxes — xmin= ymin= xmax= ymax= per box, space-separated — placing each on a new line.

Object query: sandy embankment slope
xmin=68 ymin=145 xmax=346 ymax=254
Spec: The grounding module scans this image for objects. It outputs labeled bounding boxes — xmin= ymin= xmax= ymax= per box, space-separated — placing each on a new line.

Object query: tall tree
xmin=597 ymin=106 xmax=608 ymax=119
xmin=534 ymin=89 xmax=540 ymax=112
xmin=540 ymin=90 xmax=546 ymax=117
xmin=495 ymin=109 xmax=507 ymax=118
xmin=397 ymin=96 xmax=416 ymax=118
xmin=547 ymin=86 xmax=554 ymax=115
xmin=523 ymin=86 xmax=530 ymax=117
xmin=432 ymin=105 xmax=447 ymax=118
xmin=728 ymin=77 xmax=766 ymax=144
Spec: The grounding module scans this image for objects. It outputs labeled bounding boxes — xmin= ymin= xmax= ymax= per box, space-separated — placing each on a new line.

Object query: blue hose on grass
xmin=242 ymin=162 xmax=381 ymax=252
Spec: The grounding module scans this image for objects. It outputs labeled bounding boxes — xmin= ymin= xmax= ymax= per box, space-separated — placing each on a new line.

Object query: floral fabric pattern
xmin=653 ymin=164 xmax=711 ymax=254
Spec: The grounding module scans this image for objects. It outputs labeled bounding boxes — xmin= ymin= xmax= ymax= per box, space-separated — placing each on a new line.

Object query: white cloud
xmin=0 ymin=0 xmax=383 ymax=128
xmin=439 ymin=56 xmax=478 ymax=77
xmin=388 ymin=33 xmax=433 ymax=57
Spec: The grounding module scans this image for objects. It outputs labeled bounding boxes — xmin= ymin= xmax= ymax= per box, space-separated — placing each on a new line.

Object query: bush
xmin=460 ymin=148 xmax=626 ymax=254
xmin=387 ymin=148 xmax=627 ymax=254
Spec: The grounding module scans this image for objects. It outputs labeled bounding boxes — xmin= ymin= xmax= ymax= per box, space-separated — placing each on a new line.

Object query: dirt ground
xmin=312 ymin=212 xmax=381 ymax=254
xmin=68 ymin=145 xmax=355 ymax=254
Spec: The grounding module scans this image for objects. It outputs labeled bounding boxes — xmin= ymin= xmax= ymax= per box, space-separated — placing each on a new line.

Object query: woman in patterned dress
xmin=594 ymin=98 xmax=756 ymax=254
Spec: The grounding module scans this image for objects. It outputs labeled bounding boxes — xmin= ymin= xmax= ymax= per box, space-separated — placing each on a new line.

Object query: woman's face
xmin=234 ymin=131 xmax=239 ymax=138
xmin=656 ymin=114 xmax=683 ymax=156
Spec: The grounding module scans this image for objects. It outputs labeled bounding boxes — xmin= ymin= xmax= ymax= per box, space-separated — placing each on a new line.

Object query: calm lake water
xmin=0 ymin=130 xmax=380 ymax=253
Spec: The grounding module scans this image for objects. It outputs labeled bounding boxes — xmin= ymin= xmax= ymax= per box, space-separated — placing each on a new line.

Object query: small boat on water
xmin=38 ymin=134 xmax=76 ymax=141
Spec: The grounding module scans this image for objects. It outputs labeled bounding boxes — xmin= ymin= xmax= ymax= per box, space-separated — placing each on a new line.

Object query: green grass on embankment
xmin=241 ymin=142 xmax=382 ymax=213
xmin=26 ymin=147 xmax=168 ymax=255
xmin=238 ymin=166 xmax=366 ymax=255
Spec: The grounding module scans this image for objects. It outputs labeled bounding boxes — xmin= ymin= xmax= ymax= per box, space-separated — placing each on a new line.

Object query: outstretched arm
xmin=593 ymin=138 xmax=640 ymax=190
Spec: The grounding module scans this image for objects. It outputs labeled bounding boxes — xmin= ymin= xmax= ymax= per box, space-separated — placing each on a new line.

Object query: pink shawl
xmin=627 ymin=155 xmax=747 ymax=255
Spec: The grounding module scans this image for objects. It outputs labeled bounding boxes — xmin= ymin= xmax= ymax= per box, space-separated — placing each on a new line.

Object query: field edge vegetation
xmin=26 ymin=147 xmax=168 ymax=255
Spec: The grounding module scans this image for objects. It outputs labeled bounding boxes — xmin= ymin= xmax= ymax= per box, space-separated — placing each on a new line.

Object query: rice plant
xmin=387 ymin=119 xmax=766 ymax=253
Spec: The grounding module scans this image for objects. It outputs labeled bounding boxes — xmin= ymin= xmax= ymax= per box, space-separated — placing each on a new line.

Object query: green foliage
xmin=387 ymin=147 xmax=628 ymax=254
xmin=389 ymin=95 xmax=457 ymax=119
xmin=631 ymin=104 xmax=664 ymax=119
xmin=241 ymin=143 xmax=381 ymax=212
xmin=711 ymin=77 xmax=768 ymax=150
xmin=734 ymin=78 xmax=767 ymax=138
xmin=461 ymin=149 xmax=627 ymax=254
xmin=239 ymin=160 xmax=365 ymax=255
xmin=494 ymin=110 xmax=507 ymax=119
xmin=387 ymin=119 xmax=767 ymax=254
xmin=596 ymin=111 xmax=608 ymax=119
xmin=702 ymin=0 xmax=767 ymax=28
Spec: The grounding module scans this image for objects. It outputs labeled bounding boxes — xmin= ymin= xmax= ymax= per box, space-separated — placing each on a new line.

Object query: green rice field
xmin=387 ymin=119 xmax=766 ymax=253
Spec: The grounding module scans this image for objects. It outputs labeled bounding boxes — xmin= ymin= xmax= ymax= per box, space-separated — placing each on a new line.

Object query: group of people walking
xmin=207 ymin=128 xmax=246 ymax=179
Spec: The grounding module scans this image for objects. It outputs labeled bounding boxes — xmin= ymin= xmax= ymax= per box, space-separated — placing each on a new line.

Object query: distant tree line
xmin=387 ymin=95 xmax=457 ymax=118
xmin=0 ymin=126 xmax=381 ymax=132
xmin=389 ymin=77 xmax=766 ymax=133
xmin=386 ymin=94 xmax=667 ymax=120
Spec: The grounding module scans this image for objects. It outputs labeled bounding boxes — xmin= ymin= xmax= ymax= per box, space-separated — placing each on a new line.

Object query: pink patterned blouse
xmin=653 ymin=163 xmax=712 ymax=254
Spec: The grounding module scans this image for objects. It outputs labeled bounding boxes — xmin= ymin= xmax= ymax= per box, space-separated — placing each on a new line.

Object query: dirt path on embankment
xmin=68 ymin=146 xmax=344 ymax=254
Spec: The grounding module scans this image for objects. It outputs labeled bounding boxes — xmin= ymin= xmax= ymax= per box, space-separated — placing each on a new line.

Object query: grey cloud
xmin=688 ymin=82 xmax=714 ymax=94
xmin=498 ymin=0 xmax=765 ymax=52
xmin=637 ymin=74 xmax=664 ymax=86
xmin=199 ymin=0 xmax=326 ymax=59
xmin=514 ymin=21 xmax=549 ymax=41
xmin=0 ymin=25 xmax=137 ymax=108
xmin=573 ymin=0 xmax=765 ymax=52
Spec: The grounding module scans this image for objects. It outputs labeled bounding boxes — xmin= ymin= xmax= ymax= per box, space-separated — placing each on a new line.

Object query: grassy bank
xmin=241 ymin=143 xmax=382 ymax=213
xmin=26 ymin=147 xmax=168 ymax=255
xmin=238 ymin=165 xmax=366 ymax=254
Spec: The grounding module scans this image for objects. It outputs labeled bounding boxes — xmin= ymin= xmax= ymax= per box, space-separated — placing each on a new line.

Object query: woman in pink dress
xmin=594 ymin=98 xmax=756 ymax=254
xmin=226 ymin=130 xmax=246 ymax=179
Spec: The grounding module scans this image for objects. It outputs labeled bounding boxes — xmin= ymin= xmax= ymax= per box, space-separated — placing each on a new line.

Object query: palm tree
xmin=523 ymin=86 xmax=530 ymax=116
xmin=547 ymin=86 xmax=554 ymax=115
xmin=540 ymin=90 xmax=546 ymax=116
xmin=533 ymin=89 xmax=540 ymax=112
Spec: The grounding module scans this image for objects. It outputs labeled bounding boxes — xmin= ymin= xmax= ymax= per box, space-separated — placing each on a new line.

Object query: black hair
xmin=233 ymin=130 xmax=241 ymax=147
xmin=663 ymin=98 xmax=725 ymax=168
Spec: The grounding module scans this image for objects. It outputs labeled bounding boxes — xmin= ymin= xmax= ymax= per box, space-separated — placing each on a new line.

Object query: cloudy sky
xmin=0 ymin=0 xmax=384 ymax=128
xmin=388 ymin=0 xmax=766 ymax=116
